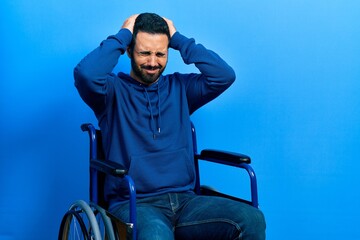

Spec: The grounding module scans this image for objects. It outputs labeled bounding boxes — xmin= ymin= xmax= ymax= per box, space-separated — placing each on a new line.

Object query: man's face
xmin=130 ymin=31 xmax=169 ymax=85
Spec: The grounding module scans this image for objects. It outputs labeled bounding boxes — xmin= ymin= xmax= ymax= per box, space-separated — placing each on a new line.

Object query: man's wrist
xmin=169 ymin=31 xmax=182 ymax=49
xmin=108 ymin=28 xmax=133 ymax=46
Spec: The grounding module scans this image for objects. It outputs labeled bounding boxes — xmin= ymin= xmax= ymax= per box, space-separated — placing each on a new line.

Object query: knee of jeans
xmin=242 ymin=209 xmax=266 ymax=238
xmin=252 ymin=209 xmax=266 ymax=227
xmin=138 ymin=219 xmax=174 ymax=240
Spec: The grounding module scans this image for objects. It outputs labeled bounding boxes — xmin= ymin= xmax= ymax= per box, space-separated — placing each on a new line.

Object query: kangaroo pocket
xmin=129 ymin=148 xmax=194 ymax=194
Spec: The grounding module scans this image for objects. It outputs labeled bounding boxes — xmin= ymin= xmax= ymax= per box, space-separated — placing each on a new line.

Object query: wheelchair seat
xmin=58 ymin=122 xmax=259 ymax=240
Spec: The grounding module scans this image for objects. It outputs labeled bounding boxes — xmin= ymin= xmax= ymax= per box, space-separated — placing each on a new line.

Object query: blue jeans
xmin=109 ymin=192 xmax=266 ymax=240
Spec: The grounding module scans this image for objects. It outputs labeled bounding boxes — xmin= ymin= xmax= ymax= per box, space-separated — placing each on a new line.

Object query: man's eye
xmin=156 ymin=53 xmax=166 ymax=58
xmin=139 ymin=52 xmax=151 ymax=56
xmin=137 ymin=51 xmax=166 ymax=58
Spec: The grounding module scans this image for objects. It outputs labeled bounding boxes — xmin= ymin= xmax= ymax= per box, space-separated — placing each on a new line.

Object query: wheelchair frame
xmin=58 ymin=122 xmax=259 ymax=240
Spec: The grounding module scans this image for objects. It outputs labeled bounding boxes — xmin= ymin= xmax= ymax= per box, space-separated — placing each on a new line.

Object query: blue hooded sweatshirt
xmin=74 ymin=29 xmax=235 ymax=208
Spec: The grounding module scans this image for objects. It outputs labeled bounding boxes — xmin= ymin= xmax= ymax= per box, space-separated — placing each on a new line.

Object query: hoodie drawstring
xmin=157 ymin=83 xmax=162 ymax=134
xmin=143 ymin=83 xmax=161 ymax=139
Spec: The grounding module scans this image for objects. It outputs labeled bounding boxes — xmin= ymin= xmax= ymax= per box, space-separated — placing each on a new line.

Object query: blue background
xmin=1 ymin=0 xmax=359 ymax=239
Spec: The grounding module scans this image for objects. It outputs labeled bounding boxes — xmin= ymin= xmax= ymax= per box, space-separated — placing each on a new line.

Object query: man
xmin=75 ymin=13 xmax=266 ymax=240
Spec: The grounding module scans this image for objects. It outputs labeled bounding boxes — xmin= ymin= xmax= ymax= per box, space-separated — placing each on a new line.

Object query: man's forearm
xmin=74 ymin=29 xmax=132 ymax=84
xmin=170 ymin=32 xmax=235 ymax=85
xmin=73 ymin=29 xmax=132 ymax=113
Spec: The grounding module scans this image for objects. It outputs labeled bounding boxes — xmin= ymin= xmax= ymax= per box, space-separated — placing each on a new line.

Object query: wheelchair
xmin=58 ymin=122 xmax=259 ymax=240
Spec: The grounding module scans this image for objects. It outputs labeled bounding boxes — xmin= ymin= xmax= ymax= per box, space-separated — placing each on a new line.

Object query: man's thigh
xmin=175 ymin=195 xmax=266 ymax=240
xmin=111 ymin=202 xmax=174 ymax=240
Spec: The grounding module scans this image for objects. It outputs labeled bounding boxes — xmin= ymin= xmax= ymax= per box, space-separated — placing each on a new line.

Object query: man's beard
xmin=131 ymin=58 xmax=165 ymax=85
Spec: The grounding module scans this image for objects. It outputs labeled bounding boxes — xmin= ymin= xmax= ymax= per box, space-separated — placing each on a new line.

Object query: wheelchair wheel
xmin=90 ymin=203 xmax=116 ymax=240
xmin=59 ymin=200 xmax=101 ymax=240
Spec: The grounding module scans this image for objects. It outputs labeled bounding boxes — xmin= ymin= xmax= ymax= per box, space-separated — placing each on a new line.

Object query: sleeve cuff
xmin=169 ymin=31 xmax=186 ymax=50
xmin=107 ymin=28 xmax=133 ymax=49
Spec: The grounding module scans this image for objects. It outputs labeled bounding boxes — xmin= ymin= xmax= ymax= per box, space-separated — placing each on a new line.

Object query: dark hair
xmin=129 ymin=13 xmax=170 ymax=52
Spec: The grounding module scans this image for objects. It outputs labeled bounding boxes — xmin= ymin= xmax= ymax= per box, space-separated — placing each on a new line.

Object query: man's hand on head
xmin=121 ymin=14 xmax=139 ymax=33
xmin=122 ymin=14 xmax=176 ymax=38
xmin=163 ymin=17 xmax=177 ymax=37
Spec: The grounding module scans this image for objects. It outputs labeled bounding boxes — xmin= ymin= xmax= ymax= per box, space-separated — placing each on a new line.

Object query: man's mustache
xmin=141 ymin=65 xmax=162 ymax=70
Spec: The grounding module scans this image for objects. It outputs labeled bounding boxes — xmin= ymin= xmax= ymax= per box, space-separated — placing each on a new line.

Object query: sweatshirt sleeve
xmin=169 ymin=32 xmax=236 ymax=113
xmin=74 ymin=29 xmax=132 ymax=116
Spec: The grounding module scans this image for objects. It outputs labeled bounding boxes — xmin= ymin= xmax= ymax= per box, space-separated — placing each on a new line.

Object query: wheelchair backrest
xmin=81 ymin=122 xmax=200 ymax=207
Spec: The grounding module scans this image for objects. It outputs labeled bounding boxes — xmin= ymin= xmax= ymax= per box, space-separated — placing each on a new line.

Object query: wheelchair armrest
xmin=90 ymin=158 xmax=127 ymax=177
xmin=197 ymin=150 xmax=258 ymax=208
xmin=199 ymin=149 xmax=251 ymax=164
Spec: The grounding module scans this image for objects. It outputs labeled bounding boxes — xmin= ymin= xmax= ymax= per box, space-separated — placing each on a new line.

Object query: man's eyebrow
xmin=138 ymin=50 xmax=151 ymax=54
xmin=136 ymin=50 xmax=167 ymax=56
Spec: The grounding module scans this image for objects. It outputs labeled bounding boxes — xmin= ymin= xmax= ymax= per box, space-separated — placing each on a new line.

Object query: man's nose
xmin=147 ymin=55 xmax=157 ymax=66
